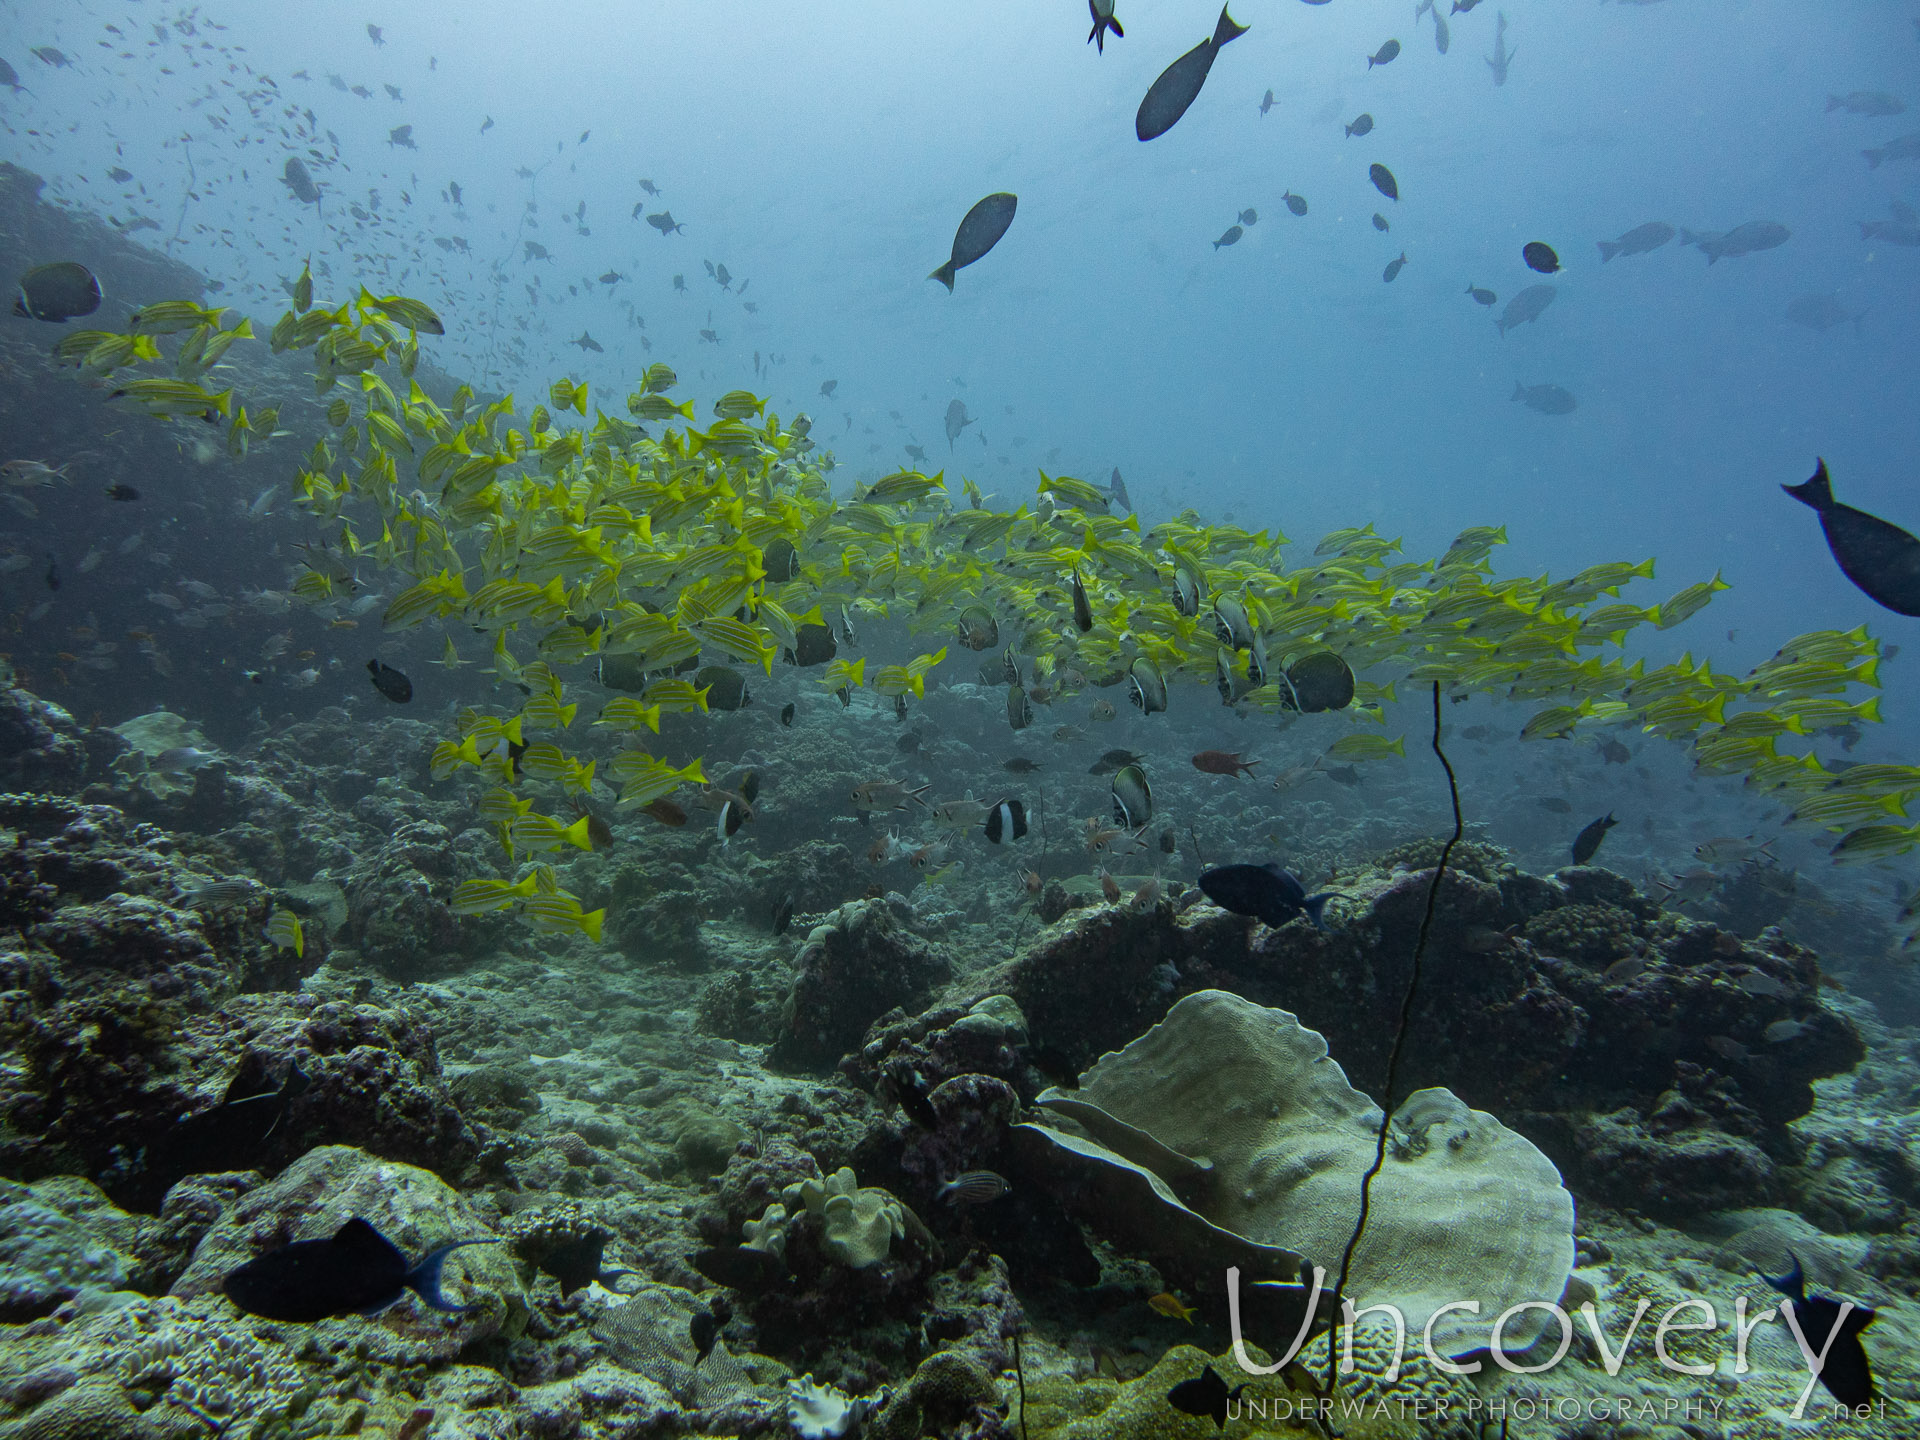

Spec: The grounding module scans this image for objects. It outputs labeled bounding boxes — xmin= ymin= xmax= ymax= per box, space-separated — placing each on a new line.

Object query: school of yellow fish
xmin=50 ymin=271 xmax=1920 ymax=946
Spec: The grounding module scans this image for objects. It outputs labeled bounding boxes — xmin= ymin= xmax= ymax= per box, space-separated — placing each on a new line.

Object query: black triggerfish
xmin=223 ymin=1217 xmax=498 ymax=1323
xmin=1762 ymin=1250 xmax=1877 ymax=1408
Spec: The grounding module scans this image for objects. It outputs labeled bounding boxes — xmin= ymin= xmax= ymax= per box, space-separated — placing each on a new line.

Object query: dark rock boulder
xmin=768 ymin=898 xmax=949 ymax=1073
xmin=0 ymin=688 xmax=87 ymax=796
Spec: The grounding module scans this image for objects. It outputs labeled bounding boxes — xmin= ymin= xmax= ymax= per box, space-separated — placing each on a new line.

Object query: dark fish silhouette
xmin=1785 ymin=295 xmax=1863 ymax=333
xmin=773 ymin=893 xmax=795 ymax=934
xmin=1597 ymin=221 xmax=1674 ymax=262
xmin=1512 ymin=382 xmax=1576 ymax=415
xmin=690 ymin=1308 xmax=719 ymax=1366
xmin=1088 ymin=0 xmax=1124 ymax=53
xmin=537 ymin=1230 xmax=634 ymax=1297
xmin=1763 ymin=1252 xmax=1876 ymax=1408
xmin=1784 ymin=459 xmax=1920 ymax=616
xmin=1281 ymin=651 xmax=1355 ymax=712
xmin=984 ymin=798 xmax=1027 ymax=844
xmin=1372 ymin=212 xmax=1390 ymax=231
xmin=1368 ymin=39 xmax=1401 ymax=67
xmin=15 ymin=262 xmax=101 ymax=322
xmin=1571 ymin=812 xmax=1617 ymax=865
xmin=1071 ymin=570 xmax=1094 ymax=631
xmin=281 ymin=158 xmax=321 ymax=205
xmin=1497 ymin=283 xmax=1556 ymax=335
xmin=1167 ymin=1365 xmax=1247 ymax=1429
xmin=692 ymin=1244 xmax=787 ymax=1291
xmin=106 ymin=483 xmax=140 ymax=501
xmin=135 ymin=1063 xmax=310 ymax=1211
xmin=946 ymin=397 xmax=973 ymax=449
xmin=1522 ymin=240 xmax=1561 ymax=273
xmin=697 ymin=666 xmax=750 ymax=710
xmin=1487 ymin=10 xmax=1513 ymax=85
xmin=1465 ymin=283 xmax=1497 ymax=306
xmin=792 ymin=622 xmax=836 ymax=667
xmin=893 ymin=1066 xmax=942 ymax=1130
xmin=1136 ymin=5 xmax=1249 ymax=142
xmin=1682 ymin=220 xmax=1789 ymax=264
xmin=1370 ymin=163 xmax=1398 ymax=201
xmin=224 ymin=1218 xmax=497 ymax=1322
xmin=1345 ymin=113 xmax=1374 ymax=137
xmin=368 ymin=659 xmax=413 ymax=702
xmin=1198 ymin=862 xmax=1333 ymax=931
xmin=779 ymin=702 xmax=796 ymax=726
xmin=1213 ymin=224 xmax=1244 ymax=249
xmin=930 ymin=193 xmax=1017 ymax=292
xmin=1512 ymin=380 xmax=1574 ymax=414
xmin=1282 ymin=191 xmax=1307 ymax=216
xmin=1383 ymin=252 xmax=1408 ymax=283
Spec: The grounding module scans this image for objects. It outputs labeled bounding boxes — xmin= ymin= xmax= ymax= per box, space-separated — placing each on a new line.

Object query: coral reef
xmin=0 ymin=141 xmax=1911 ymax=1433
xmin=0 ymin=691 xmax=87 ymax=797
xmin=1013 ymin=991 xmax=1576 ymax=1353
xmin=770 ymin=896 xmax=951 ymax=1072
xmin=941 ymin=854 xmax=1861 ymax=1223
xmin=170 ymin=1145 xmax=522 ymax=1360
xmin=3 ymin=983 xmax=482 ymax=1209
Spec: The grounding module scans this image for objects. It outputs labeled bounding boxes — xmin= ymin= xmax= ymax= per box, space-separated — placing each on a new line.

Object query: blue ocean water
xmin=13 ymin=0 xmax=1916 ymax=647
xmin=7 ymin=5 xmax=1920 ymax=1427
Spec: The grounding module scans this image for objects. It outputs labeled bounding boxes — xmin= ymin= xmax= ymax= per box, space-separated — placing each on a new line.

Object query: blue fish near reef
xmin=223 ymin=1217 xmax=497 ymax=1322
xmin=1761 ymin=1251 xmax=1877 ymax=1409
xmin=1198 ymin=863 xmax=1333 ymax=931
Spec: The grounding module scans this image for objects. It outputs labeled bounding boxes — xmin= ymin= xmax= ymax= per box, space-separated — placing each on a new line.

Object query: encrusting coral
xmin=1014 ymin=990 xmax=1576 ymax=1355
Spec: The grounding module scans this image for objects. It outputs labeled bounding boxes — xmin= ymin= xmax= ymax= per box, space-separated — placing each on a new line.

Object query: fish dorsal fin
xmin=333 ymin=1216 xmax=405 ymax=1269
xmin=1761 ymin=1249 xmax=1806 ymax=1301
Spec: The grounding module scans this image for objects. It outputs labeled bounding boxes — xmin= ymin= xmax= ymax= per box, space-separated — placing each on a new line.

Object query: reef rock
xmin=0 ymin=688 xmax=87 ymax=796
xmin=342 ymin=819 xmax=469 ymax=979
xmin=0 ymin=794 xmax=312 ymax=1008
xmin=963 ymin=847 xmax=1863 ymax=1224
xmin=0 ymin=1179 xmax=138 ymax=1323
xmin=1012 ymin=990 xmax=1576 ymax=1355
xmin=770 ymin=897 xmax=950 ymax=1072
xmin=1 ymin=988 xmax=482 ymax=1212
xmin=0 ymin=1291 xmax=312 ymax=1440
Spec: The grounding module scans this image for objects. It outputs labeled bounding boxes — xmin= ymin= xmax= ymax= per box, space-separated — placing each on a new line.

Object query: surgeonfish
xmin=1136 ymin=5 xmax=1248 ymax=142
xmin=930 ymin=194 xmax=1017 ymax=292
